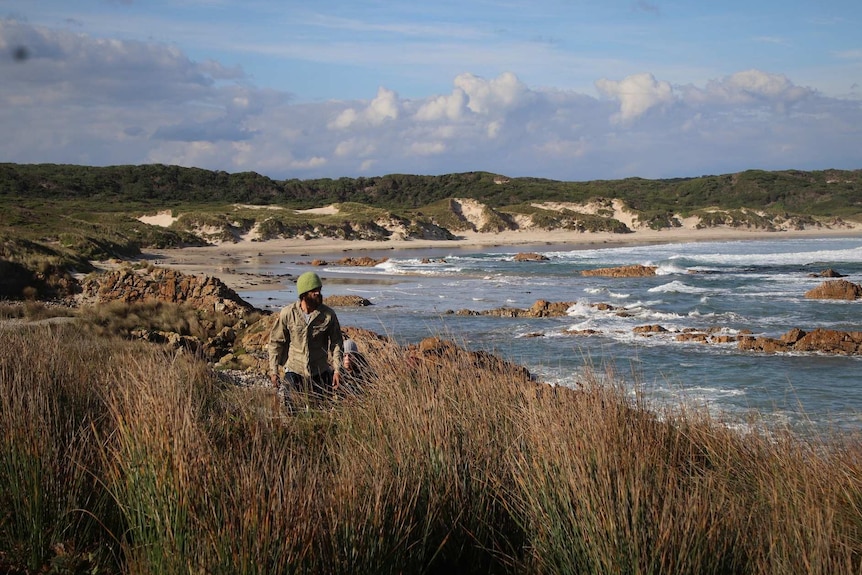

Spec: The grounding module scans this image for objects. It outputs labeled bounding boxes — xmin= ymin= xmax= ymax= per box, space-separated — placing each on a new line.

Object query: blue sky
xmin=1 ymin=0 xmax=860 ymax=182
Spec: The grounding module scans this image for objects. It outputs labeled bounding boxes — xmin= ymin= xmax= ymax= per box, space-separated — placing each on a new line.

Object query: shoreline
xmin=139 ymin=226 xmax=862 ymax=293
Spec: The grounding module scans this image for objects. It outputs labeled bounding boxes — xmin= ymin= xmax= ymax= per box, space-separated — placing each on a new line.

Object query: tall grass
xmin=1 ymin=323 xmax=861 ymax=573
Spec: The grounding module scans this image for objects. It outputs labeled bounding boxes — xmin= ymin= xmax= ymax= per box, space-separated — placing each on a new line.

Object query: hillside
xmin=2 ymin=163 xmax=861 ymax=216
xmin=1 ymin=162 xmax=861 ymax=299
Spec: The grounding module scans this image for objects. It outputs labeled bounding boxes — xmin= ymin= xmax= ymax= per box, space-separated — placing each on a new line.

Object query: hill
xmin=1 ymin=162 xmax=860 ymax=299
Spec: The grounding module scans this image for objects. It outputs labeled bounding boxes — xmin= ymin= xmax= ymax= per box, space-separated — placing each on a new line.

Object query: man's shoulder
xmin=278 ymin=301 xmax=301 ymax=316
xmin=317 ymin=303 xmax=341 ymax=319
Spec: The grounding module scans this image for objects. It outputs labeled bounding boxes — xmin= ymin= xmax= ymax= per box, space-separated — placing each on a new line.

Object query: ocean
xmin=236 ymin=236 xmax=862 ymax=434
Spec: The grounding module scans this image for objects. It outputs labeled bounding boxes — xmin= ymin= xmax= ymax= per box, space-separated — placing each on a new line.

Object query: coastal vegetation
xmin=2 ymin=319 xmax=862 ymax=574
xmin=2 ymin=162 xmax=860 ymax=298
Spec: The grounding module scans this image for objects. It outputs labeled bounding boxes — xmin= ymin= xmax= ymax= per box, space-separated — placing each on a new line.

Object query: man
xmin=268 ymin=271 xmax=343 ymax=400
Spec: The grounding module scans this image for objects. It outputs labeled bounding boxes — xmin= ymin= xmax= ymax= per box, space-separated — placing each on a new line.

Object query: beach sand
xmin=135 ymin=225 xmax=862 ymax=293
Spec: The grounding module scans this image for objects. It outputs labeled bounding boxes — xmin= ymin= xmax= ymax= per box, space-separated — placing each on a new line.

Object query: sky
xmin=1 ymin=1 xmax=861 ymax=182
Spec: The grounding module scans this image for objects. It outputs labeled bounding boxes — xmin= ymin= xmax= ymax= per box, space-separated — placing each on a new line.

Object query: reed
xmin=1 ymin=323 xmax=860 ymax=573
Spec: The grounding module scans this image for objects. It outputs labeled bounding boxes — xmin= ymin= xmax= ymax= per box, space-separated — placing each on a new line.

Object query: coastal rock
xmin=633 ymin=324 xmax=668 ymax=335
xmin=808 ymin=268 xmax=845 ymax=278
xmin=738 ymin=328 xmax=862 ymax=355
xmin=513 ymin=252 xmax=549 ymax=262
xmin=324 ymin=295 xmax=373 ymax=307
xmin=79 ymin=267 xmax=256 ymax=317
xmin=453 ymin=299 xmax=578 ymax=318
xmin=452 ymin=299 xmax=630 ymax=319
xmin=581 ymin=264 xmax=658 ymax=277
xmin=410 ymin=337 xmax=533 ymax=382
xmin=804 ymin=279 xmax=862 ymax=300
xmin=306 ymin=256 xmax=389 ymax=267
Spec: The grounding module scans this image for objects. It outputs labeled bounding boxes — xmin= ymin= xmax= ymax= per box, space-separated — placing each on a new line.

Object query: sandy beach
xmin=138 ymin=225 xmax=862 ymax=293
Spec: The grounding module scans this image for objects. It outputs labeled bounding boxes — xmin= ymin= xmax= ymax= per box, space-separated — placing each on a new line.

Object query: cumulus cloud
xmin=453 ymin=72 xmax=531 ymax=115
xmin=415 ymin=88 xmax=467 ymax=122
xmin=595 ymin=72 xmax=674 ymax=123
xmin=683 ymin=69 xmax=813 ymax=107
xmin=1 ymin=19 xmax=860 ymax=182
xmin=329 ymin=86 xmax=400 ymax=129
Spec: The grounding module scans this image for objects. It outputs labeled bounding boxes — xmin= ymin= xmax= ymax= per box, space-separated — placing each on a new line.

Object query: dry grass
xmin=1 ymin=324 xmax=860 ymax=574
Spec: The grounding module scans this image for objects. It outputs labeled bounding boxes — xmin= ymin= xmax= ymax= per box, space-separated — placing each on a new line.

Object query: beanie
xmin=296 ymin=272 xmax=323 ymax=296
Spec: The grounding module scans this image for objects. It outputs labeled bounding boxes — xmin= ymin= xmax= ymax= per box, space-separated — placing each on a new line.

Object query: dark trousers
xmin=284 ymin=370 xmax=334 ymax=397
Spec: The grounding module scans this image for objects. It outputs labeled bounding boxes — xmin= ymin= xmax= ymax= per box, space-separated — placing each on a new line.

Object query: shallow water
xmin=237 ymin=236 xmax=862 ymax=433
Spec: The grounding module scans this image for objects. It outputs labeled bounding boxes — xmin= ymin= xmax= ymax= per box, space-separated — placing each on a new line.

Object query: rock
xmin=809 ymin=269 xmax=845 ymax=278
xmin=529 ymin=299 xmax=572 ymax=317
xmin=793 ymin=329 xmax=862 ymax=354
xmin=304 ymin=256 xmax=388 ymax=267
xmin=336 ymin=256 xmax=388 ymax=267
xmin=79 ymin=267 xmax=257 ymax=317
xmin=323 ymin=295 xmax=373 ymax=307
xmin=408 ymin=337 xmax=533 ymax=382
xmin=581 ymin=264 xmax=658 ymax=277
xmin=513 ymin=252 xmax=549 ymax=262
xmin=633 ymin=324 xmax=668 ymax=334
xmin=737 ymin=335 xmax=791 ymax=353
xmin=781 ymin=328 xmax=806 ymax=344
xmin=738 ymin=328 xmax=862 ymax=355
xmin=804 ymin=279 xmax=862 ymax=300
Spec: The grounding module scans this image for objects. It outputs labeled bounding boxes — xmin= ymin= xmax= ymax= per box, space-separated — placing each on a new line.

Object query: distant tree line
xmin=2 ymin=162 xmax=860 ymax=216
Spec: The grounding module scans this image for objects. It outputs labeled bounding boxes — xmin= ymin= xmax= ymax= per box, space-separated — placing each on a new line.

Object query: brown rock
xmin=80 ymin=267 xmax=256 ymax=317
xmin=582 ymin=264 xmax=658 ymax=277
xmin=804 ymin=279 xmax=862 ymax=300
xmin=809 ymin=268 xmax=846 ymax=278
xmin=738 ymin=328 xmax=862 ymax=355
xmin=323 ymin=295 xmax=373 ymax=307
xmin=336 ymin=256 xmax=389 ymax=266
xmin=793 ymin=328 xmax=862 ymax=355
xmin=675 ymin=332 xmax=709 ymax=343
xmin=513 ymin=252 xmax=549 ymax=262
xmin=633 ymin=324 xmax=668 ymax=334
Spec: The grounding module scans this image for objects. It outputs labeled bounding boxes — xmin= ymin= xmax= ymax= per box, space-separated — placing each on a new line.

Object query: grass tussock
xmin=1 ymin=325 xmax=861 ymax=574
xmin=78 ymin=300 xmax=238 ymax=341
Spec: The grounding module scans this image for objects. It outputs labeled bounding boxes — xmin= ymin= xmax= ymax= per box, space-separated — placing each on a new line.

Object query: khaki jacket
xmin=267 ymin=301 xmax=343 ymax=378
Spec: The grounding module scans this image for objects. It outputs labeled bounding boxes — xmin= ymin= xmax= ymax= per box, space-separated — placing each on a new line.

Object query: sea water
xmin=237 ymin=236 xmax=862 ymax=433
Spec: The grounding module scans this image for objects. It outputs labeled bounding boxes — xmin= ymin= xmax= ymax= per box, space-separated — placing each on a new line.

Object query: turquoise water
xmin=238 ymin=236 xmax=862 ymax=433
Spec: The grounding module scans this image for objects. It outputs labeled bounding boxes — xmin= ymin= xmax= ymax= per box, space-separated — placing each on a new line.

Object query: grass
xmin=1 ymin=323 xmax=861 ymax=574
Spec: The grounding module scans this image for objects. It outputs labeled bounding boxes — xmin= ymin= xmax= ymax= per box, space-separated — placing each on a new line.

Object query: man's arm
xmin=267 ymin=309 xmax=290 ymax=386
xmin=328 ymin=312 xmax=344 ymax=388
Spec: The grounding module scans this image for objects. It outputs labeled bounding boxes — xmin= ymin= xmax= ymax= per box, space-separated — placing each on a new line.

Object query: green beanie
xmin=296 ymin=271 xmax=323 ymax=296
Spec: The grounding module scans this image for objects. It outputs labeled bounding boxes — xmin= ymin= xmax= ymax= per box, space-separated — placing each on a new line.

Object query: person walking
xmin=268 ymin=271 xmax=343 ymax=402
xmin=339 ymin=338 xmax=374 ymax=394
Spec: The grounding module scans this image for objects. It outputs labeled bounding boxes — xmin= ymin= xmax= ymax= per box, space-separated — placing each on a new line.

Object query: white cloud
xmin=681 ymin=70 xmax=814 ymax=108
xmin=410 ymin=141 xmax=447 ymax=155
xmin=595 ymin=72 xmax=674 ymax=123
xmin=328 ymin=86 xmax=401 ymax=129
xmin=415 ymin=88 xmax=467 ymax=121
xmin=1 ymin=19 xmax=860 ymax=184
xmin=453 ymin=72 xmax=531 ymax=115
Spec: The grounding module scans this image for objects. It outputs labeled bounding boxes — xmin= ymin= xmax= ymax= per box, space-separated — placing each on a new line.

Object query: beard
xmin=302 ymin=291 xmax=322 ymax=311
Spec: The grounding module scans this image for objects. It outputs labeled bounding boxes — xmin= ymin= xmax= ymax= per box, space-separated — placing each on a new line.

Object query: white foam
xmin=648 ymin=280 xmax=713 ymax=294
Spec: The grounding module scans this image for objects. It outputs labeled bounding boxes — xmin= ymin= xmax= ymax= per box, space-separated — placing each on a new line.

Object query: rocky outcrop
xmin=451 ymin=299 xmax=630 ymax=318
xmin=408 ymin=336 xmax=533 ymax=382
xmin=323 ymin=295 xmax=373 ymax=307
xmin=738 ymin=328 xmax=862 ymax=355
xmin=307 ymin=256 xmax=389 ymax=267
xmin=513 ymin=252 xmax=549 ymax=262
xmin=79 ymin=267 xmax=257 ymax=317
xmin=581 ymin=264 xmax=658 ymax=277
xmin=804 ymin=279 xmax=862 ymax=300
xmin=808 ymin=269 xmax=845 ymax=278
xmin=453 ymin=299 xmax=577 ymax=318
